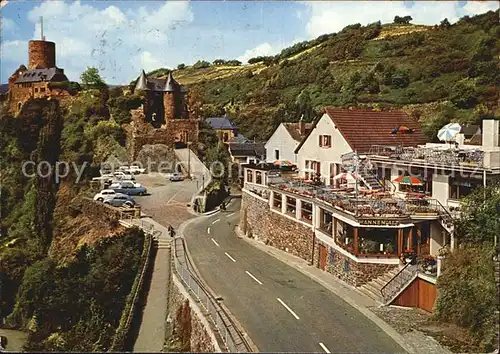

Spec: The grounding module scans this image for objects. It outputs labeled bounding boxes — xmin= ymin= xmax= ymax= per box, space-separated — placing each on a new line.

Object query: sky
xmin=1 ymin=0 xmax=498 ymax=85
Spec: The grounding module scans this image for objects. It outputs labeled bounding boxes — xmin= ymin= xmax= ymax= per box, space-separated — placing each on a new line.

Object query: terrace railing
xmin=369 ymin=145 xmax=484 ymax=168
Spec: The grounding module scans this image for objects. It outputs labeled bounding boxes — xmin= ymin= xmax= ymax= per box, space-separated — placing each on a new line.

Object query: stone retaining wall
xmin=241 ymin=190 xmax=397 ymax=287
xmin=164 ymin=275 xmax=218 ymax=352
xmin=313 ymin=239 xmax=397 ymax=287
xmin=240 ymin=190 xmax=314 ymax=262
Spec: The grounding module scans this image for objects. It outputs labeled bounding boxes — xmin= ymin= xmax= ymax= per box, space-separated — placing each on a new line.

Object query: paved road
xmin=134 ymin=173 xmax=199 ymax=228
xmin=184 ymin=199 xmax=404 ymax=353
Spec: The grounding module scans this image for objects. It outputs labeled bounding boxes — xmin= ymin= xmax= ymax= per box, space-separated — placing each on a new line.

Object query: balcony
xmin=269 ymin=178 xmax=451 ymax=222
xmin=368 ymin=145 xmax=484 ymax=168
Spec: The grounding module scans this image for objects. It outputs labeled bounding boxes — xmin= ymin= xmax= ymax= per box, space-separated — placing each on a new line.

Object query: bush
xmin=193 ymin=60 xmax=210 ymax=69
xmin=434 ymin=246 xmax=497 ymax=351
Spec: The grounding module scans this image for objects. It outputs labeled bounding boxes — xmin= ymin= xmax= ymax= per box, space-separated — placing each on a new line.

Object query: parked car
xmin=111 ymin=171 xmax=135 ymax=181
xmin=129 ymin=164 xmax=146 ymax=174
xmin=93 ymin=189 xmax=117 ymax=202
xmin=169 ymin=172 xmax=185 ymax=182
xmin=108 ymin=181 xmax=147 ymax=195
xmin=103 ymin=194 xmax=136 ymax=208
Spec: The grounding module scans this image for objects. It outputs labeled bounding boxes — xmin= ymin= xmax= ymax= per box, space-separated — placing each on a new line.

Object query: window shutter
xmin=319 ymin=135 xmax=323 ymax=147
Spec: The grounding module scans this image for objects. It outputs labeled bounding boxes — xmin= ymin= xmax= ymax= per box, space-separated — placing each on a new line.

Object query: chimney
xmin=298 ymin=114 xmax=305 ymax=136
xmin=482 ymin=119 xmax=499 ymax=149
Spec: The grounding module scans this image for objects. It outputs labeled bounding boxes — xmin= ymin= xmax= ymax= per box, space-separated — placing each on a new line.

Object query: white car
xmin=129 ymin=164 xmax=146 ymax=174
xmin=110 ymin=171 xmax=135 ymax=180
xmin=93 ymin=189 xmax=117 ymax=202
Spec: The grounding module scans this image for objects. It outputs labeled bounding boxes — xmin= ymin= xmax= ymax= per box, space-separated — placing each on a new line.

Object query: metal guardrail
xmin=172 ymin=237 xmax=252 ymax=352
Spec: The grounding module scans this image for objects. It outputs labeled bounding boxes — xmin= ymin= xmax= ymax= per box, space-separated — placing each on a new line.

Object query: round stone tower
xmin=28 ymin=40 xmax=56 ymax=70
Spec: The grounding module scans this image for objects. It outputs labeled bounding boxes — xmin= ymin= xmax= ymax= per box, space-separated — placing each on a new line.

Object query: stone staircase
xmin=358 ymin=165 xmax=384 ymax=191
xmin=357 ymin=267 xmax=402 ymax=303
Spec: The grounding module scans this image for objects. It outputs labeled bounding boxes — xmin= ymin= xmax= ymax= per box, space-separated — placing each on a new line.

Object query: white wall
xmin=265 ymin=123 xmax=299 ymax=163
xmin=432 ymin=173 xmax=450 ymax=206
xmin=296 ymin=113 xmax=353 ymax=182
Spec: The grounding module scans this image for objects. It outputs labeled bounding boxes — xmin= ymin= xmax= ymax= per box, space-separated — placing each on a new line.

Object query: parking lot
xmin=133 ymin=173 xmax=200 ymax=228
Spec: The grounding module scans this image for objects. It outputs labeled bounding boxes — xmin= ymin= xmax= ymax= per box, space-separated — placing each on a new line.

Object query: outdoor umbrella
xmin=333 ymin=172 xmax=359 ymax=181
xmin=273 ymin=160 xmax=294 ymax=167
xmin=437 ymin=123 xmax=461 ymax=142
xmin=393 ymin=175 xmax=424 ymax=186
xmin=391 ymin=126 xmax=415 ymax=134
xmin=301 ymin=168 xmax=316 ymax=173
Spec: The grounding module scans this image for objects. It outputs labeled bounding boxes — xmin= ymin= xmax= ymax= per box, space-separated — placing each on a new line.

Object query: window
xmin=223 ymin=132 xmax=229 ymax=142
xmin=17 ymin=102 xmax=22 ymax=111
xmin=301 ymin=201 xmax=313 ymax=223
xmin=273 ymin=192 xmax=282 ymax=209
xmin=40 ymin=87 xmax=46 ymax=93
xmin=319 ymin=135 xmax=331 ymax=148
xmin=449 ymin=177 xmax=482 ymax=200
xmin=286 ymin=196 xmax=296 ymax=216
xmin=319 ymin=209 xmax=333 ymax=235
xmin=255 ymin=171 xmax=262 ymax=184
xmin=246 ymin=169 xmax=253 ymax=183
xmin=275 ymin=149 xmax=280 ymax=160
xmin=35 ymin=87 xmax=39 ymax=93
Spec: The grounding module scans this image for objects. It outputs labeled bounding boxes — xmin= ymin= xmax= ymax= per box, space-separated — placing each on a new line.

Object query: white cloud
xmin=15 ymin=0 xmax=195 ymax=84
xmin=303 ymin=1 xmax=499 ymax=39
xmin=1 ymin=17 xmax=17 ymax=32
xmin=462 ymin=1 xmax=499 ymax=15
xmin=237 ymin=43 xmax=277 ymax=63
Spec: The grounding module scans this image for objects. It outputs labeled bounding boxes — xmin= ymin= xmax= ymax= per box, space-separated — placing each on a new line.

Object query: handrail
xmin=380 ymin=262 xmax=417 ymax=303
xmin=172 ymin=237 xmax=252 ymax=352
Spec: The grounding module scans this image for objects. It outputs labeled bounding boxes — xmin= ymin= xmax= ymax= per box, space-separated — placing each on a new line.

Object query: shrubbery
xmin=6 ymin=228 xmax=145 ymax=351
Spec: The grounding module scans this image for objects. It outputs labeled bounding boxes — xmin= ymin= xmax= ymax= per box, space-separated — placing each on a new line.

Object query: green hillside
xmin=149 ymin=11 xmax=499 ymax=141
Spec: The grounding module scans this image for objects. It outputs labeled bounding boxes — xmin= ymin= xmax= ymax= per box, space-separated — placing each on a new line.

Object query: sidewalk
xmin=235 ymin=227 xmax=450 ymax=354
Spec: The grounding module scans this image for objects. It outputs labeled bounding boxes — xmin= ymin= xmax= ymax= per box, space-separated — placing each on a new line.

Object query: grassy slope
xmin=148 ymin=12 xmax=499 ymax=140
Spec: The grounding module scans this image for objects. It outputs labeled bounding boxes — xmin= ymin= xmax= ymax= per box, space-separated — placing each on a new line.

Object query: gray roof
xmin=206 ymin=116 xmax=237 ymax=130
xmin=134 ymin=69 xmax=187 ymax=93
xmin=228 ymin=134 xmax=249 ymax=143
xmin=0 ymin=84 xmax=8 ymax=95
xmin=229 ymin=142 xmax=265 ymax=157
xmin=14 ymin=67 xmax=68 ymax=84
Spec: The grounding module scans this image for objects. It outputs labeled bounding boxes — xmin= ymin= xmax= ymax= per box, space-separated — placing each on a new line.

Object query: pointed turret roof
xmin=164 ymin=72 xmax=180 ymax=92
xmin=135 ymin=70 xmax=149 ymax=90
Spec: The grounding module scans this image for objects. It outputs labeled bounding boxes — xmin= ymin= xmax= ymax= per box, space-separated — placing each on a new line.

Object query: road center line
xmin=211 ymin=238 xmax=220 ymax=247
xmin=245 ymin=271 xmax=263 ymax=285
xmin=212 ymin=219 xmax=220 ymax=224
xmin=319 ymin=342 xmax=331 ymax=353
xmin=226 ymin=212 xmax=235 ymax=217
xmin=277 ymin=298 xmax=300 ymax=320
xmin=207 ymin=227 xmax=211 ymax=234
xmin=224 ymin=252 xmax=236 ymax=262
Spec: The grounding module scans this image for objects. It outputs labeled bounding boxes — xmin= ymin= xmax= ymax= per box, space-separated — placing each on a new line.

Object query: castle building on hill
xmin=8 ymin=38 xmax=70 ymax=115
xmin=127 ymin=70 xmax=199 ymax=158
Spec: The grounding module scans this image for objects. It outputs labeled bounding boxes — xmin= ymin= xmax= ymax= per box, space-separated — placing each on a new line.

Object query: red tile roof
xmin=324 ymin=107 xmax=428 ymax=153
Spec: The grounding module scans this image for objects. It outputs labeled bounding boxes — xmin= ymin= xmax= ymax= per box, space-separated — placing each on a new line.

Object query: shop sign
xmin=359 ymin=218 xmax=401 ymax=226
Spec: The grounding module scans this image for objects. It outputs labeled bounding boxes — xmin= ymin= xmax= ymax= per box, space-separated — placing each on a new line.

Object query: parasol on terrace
xmin=273 ymin=159 xmax=294 ymax=167
xmin=393 ymin=175 xmax=424 ymax=186
xmin=333 ymin=172 xmax=359 ymax=181
xmin=391 ymin=126 xmax=415 ymax=134
xmin=437 ymin=123 xmax=461 ymax=142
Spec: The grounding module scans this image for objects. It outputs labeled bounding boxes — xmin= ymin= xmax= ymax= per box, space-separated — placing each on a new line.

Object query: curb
xmin=235 ymin=227 xmax=418 ymax=354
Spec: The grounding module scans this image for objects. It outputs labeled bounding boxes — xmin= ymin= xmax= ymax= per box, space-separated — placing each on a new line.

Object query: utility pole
xmin=354 ymin=151 xmax=359 ymax=217
xmin=187 ymin=141 xmax=191 ymax=179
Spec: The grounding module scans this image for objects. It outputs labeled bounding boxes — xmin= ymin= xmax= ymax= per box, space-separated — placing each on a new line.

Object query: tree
xmin=455 ymin=181 xmax=500 ymax=246
xmin=440 ymin=18 xmax=451 ymax=29
xmin=450 ymin=81 xmax=477 ymax=109
xmin=80 ymin=67 xmax=106 ymax=89
xmin=394 ymin=15 xmax=412 ymax=25
xmin=177 ymin=63 xmax=186 ymax=70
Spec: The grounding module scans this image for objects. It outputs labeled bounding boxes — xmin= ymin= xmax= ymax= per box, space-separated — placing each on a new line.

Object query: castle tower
xmin=28 ymin=40 xmax=56 ymax=70
xmin=163 ymin=72 xmax=188 ymax=120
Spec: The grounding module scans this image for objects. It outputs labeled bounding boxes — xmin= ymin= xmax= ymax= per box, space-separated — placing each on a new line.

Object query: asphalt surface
xmin=184 ymin=198 xmax=404 ymax=353
xmin=133 ymin=173 xmax=198 ymax=228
